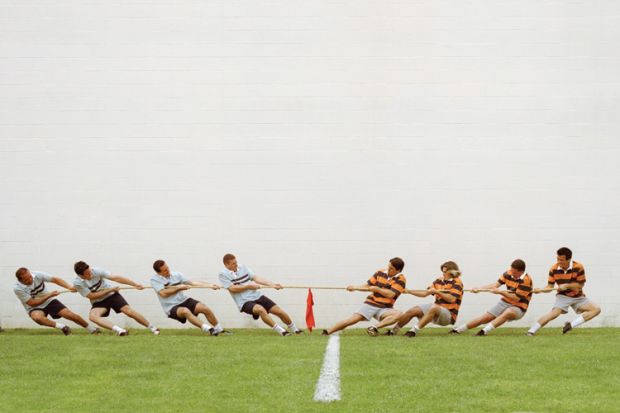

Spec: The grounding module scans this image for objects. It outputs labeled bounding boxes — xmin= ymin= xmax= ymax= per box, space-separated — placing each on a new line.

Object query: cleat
xmin=382 ymin=330 xmax=395 ymax=336
xmin=562 ymin=322 xmax=572 ymax=334
xmin=526 ymin=332 xmax=535 ymax=337
xmin=91 ymin=328 xmax=102 ymax=335
xmin=61 ymin=326 xmax=72 ymax=336
xmin=152 ymin=328 xmax=161 ymax=336
xmin=281 ymin=331 xmax=291 ymax=336
xmin=117 ymin=330 xmax=129 ymax=336
xmin=218 ymin=329 xmax=233 ymax=335
xmin=209 ymin=328 xmax=219 ymax=336
xmin=321 ymin=329 xmax=329 ymax=336
xmin=449 ymin=329 xmax=460 ymax=335
xmin=294 ymin=330 xmax=304 ymax=335
xmin=366 ymin=326 xmax=379 ymax=337
xmin=475 ymin=330 xmax=486 ymax=336
xmin=404 ymin=330 xmax=416 ymax=338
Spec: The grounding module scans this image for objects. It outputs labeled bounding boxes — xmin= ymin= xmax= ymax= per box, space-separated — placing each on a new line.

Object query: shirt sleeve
xmin=497 ymin=274 xmax=506 ymax=285
xmin=576 ymin=266 xmax=586 ymax=284
xmin=34 ymin=272 xmax=53 ymax=282
xmin=516 ymin=276 xmax=533 ymax=300
xmin=389 ymin=276 xmax=406 ymax=298
xmin=448 ymin=280 xmax=464 ymax=299
xmin=219 ymin=272 xmax=232 ymax=288
xmin=367 ymin=273 xmax=378 ymax=286
xmin=178 ymin=273 xmax=191 ymax=285
xmin=13 ymin=287 xmax=31 ymax=304
xmin=547 ymin=267 xmax=556 ymax=286
xmin=245 ymin=266 xmax=255 ymax=281
xmin=73 ymin=280 xmax=90 ymax=298
xmin=150 ymin=277 xmax=165 ymax=293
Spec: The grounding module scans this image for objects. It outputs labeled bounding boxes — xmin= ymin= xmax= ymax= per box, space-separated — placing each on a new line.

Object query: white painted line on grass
xmin=313 ymin=333 xmax=341 ymax=403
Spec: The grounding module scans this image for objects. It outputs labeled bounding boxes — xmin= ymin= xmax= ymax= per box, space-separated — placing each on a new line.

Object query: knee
xmin=255 ymin=306 xmax=268 ymax=316
xmin=30 ymin=313 xmax=43 ymax=322
xmin=592 ymin=306 xmax=601 ymax=316
xmin=88 ymin=313 xmax=98 ymax=322
xmin=177 ymin=308 xmax=191 ymax=317
xmin=429 ymin=305 xmax=441 ymax=314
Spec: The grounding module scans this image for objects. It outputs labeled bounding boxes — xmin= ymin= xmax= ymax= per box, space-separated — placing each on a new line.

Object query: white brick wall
xmin=1 ymin=1 xmax=619 ymax=329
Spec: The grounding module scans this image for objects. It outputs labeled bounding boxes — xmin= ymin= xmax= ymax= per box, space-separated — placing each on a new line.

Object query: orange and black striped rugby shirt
xmin=548 ymin=261 xmax=586 ymax=298
xmin=430 ymin=277 xmax=463 ymax=323
xmin=364 ymin=270 xmax=407 ymax=308
xmin=497 ymin=271 xmax=533 ymax=312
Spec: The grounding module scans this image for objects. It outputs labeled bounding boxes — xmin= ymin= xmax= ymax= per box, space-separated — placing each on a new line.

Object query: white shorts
xmin=419 ymin=303 xmax=453 ymax=326
xmin=487 ymin=300 xmax=524 ymax=319
xmin=553 ymin=295 xmax=591 ymax=314
xmin=355 ymin=304 xmax=395 ymax=321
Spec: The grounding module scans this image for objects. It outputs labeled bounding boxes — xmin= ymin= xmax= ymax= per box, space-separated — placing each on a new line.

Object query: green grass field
xmin=1 ymin=328 xmax=618 ymax=413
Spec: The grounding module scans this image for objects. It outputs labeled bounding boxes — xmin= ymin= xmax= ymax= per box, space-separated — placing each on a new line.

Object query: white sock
xmin=483 ymin=324 xmax=495 ymax=334
xmin=112 ymin=325 xmax=125 ymax=334
xmin=86 ymin=325 xmax=97 ymax=333
xmin=287 ymin=322 xmax=300 ymax=332
xmin=528 ymin=322 xmax=542 ymax=335
xmin=455 ymin=325 xmax=468 ymax=333
xmin=392 ymin=325 xmax=402 ymax=334
xmin=54 ymin=322 xmax=67 ymax=330
xmin=412 ymin=325 xmax=420 ymax=333
xmin=571 ymin=315 xmax=585 ymax=328
xmin=201 ymin=323 xmax=213 ymax=333
xmin=213 ymin=323 xmax=223 ymax=333
xmin=272 ymin=324 xmax=286 ymax=334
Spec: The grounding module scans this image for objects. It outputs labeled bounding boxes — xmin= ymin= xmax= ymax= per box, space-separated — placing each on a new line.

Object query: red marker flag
xmin=306 ymin=288 xmax=316 ymax=332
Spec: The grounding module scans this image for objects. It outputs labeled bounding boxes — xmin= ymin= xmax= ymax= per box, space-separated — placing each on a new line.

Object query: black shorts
xmin=168 ymin=298 xmax=200 ymax=324
xmin=91 ymin=292 xmax=129 ymax=317
xmin=241 ymin=295 xmax=277 ymax=320
xmin=29 ymin=299 xmax=67 ymax=319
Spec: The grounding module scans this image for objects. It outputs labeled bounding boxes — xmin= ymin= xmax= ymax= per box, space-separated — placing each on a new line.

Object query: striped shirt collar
xmin=558 ymin=261 xmax=573 ymax=272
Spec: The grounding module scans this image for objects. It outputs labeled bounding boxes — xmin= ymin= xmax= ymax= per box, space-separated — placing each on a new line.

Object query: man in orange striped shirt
xmin=528 ymin=247 xmax=601 ymax=335
xmin=384 ymin=261 xmax=463 ymax=337
xmin=451 ymin=259 xmax=532 ymax=336
xmin=321 ymin=257 xmax=406 ymax=336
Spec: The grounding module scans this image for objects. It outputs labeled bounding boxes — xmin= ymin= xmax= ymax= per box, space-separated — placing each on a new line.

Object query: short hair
xmin=223 ymin=253 xmax=236 ymax=264
xmin=441 ymin=261 xmax=461 ymax=277
xmin=511 ymin=259 xmax=526 ymax=272
xmin=15 ymin=267 xmax=28 ymax=280
xmin=557 ymin=247 xmax=573 ymax=260
xmin=389 ymin=257 xmax=405 ymax=272
xmin=153 ymin=259 xmax=166 ymax=273
xmin=74 ymin=261 xmax=90 ymax=275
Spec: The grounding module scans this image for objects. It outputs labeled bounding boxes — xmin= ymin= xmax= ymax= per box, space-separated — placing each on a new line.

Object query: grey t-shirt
xmin=150 ymin=271 xmax=192 ymax=315
xmin=14 ymin=271 xmax=54 ymax=312
xmin=73 ymin=267 xmax=114 ymax=304
xmin=219 ymin=264 xmax=262 ymax=310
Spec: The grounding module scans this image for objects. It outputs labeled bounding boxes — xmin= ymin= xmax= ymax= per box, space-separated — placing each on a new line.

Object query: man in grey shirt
xmin=73 ymin=261 xmax=159 ymax=336
xmin=151 ymin=259 xmax=226 ymax=335
xmin=219 ymin=253 xmax=301 ymax=336
xmin=13 ymin=267 xmax=99 ymax=335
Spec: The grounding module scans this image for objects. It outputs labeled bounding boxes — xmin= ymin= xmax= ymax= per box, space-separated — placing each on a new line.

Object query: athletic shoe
xmin=281 ymin=331 xmax=291 ymax=336
xmin=475 ymin=330 xmax=486 ymax=336
xmin=294 ymin=329 xmax=304 ymax=335
xmin=218 ymin=329 xmax=233 ymax=335
xmin=61 ymin=326 xmax=71 ymax=336
xmin=562 ymin=322 xmax=572 ymax=334
xmin=151 ymin=328 xmax=161 ymax=336
xmin=117 ymin=330 xmax=129 ymax=336
xmin=366 ymin=326 xmax=379 ymax=337
xmin=448 ymin=329 xmax=460 ymax=335
xmin=404 ymin=330 xmax=416 ymax=338
xmin=209 ymin=328 xmax=219 ymax=336
xmin=321 ymin=329 xmax=329 ymax=336
xmin=382 ymin=330 xmax=395 ymax=336
xmin=526 ymin=332 xmax=535 ymax=336
xmin=90 ymin=328 xmax=102 ymax=335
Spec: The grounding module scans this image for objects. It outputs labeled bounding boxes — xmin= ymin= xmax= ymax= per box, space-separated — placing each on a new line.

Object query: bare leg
xmin=120 ymin=305 xmax=150 ymax=328
xmin=326 ymin=313 xmax=366 ymax=334
xmin=269 ymin=305 xmax=292 ymax=325
xmin=29 ymin=311 xmax=56 ymax=328
xmin=374 ymin=309 xmax=403 ymax=329
xmin=396 ymin=306 xmax=424 ymax=328
xmin=252 ymin=304 xmax=276 ymax=328
xmin=491 ymin=308 xmax=518 ymax=328
xmin=194 ymin=303 xmax=218 ymax=326
xmin=577 ymin=302 xmax=601 ymax=322
xmin=176 ymin=307 xmax=205 ymax=329
xmin=466 ymin=313 xmax=496 ymax=330
xmin=57 ymin=308 xmax=90 ymax=328
xmin=417 ymin=305 xmax=441 ymax=329
xmin=537 ymin=307 xmax=564 ymax=328
xmin=89 ymin=308 xmax=115 ymax=331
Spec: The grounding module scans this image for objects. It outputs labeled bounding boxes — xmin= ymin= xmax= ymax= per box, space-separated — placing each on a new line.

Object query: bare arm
xmin=345 ymin=284 xmax=371 ymax=292
xmin=471 ymin=282 xmax=501 ymax=292
xmin=51 ymin=277 xmax=77 ymax=292
xmin=405 ymin=289 xmax=433 ymax=298
xmin=188 ymin=280 xmax=220 ymax=290
xmin=533 ymin=284 xmax=557 ymax=294
xmin=432 ymin=288 xmax=457 ymax=303
xmin=87 ymin=286 xmax=120 ymax=300
xmin=158 ymin=284 xmax=191 ymax=298
xmin=108 ymin=275 xmax=144 ymax=289
xmin=491 ymin=289 xmax=518 ymax=301
xmin=252 ymin=275 xmax=283 ymax=290
xmin=26 ymin=291 xmax=60 ymax=307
